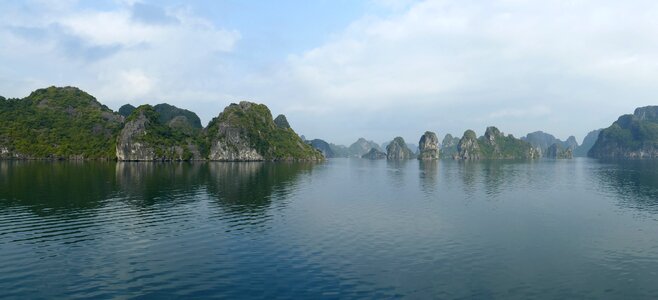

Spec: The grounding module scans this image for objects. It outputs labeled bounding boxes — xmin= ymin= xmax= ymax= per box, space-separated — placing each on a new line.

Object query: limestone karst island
xmin=2 ymin=86 xmax=658 ymax=162
xmin=4 ymin=1 xmax=658 ymax=299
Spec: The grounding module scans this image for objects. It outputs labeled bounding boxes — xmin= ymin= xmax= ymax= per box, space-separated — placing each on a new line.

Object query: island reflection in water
xmin=1 ymin=158 xmax=658 ymax=299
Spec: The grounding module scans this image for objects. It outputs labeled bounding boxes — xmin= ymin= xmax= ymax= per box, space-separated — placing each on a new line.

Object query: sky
xmin=2 ymin=0 xmax=658 ymax=145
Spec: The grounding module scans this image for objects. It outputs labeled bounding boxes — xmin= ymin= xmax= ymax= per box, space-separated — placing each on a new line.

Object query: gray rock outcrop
xmin=207 ymin=101 xmax=322 ymax=161
xmin=546 ymin=143 xmax=573 ymax=159
xmin=455 ymin=130 xmax=480 ymax=160
xmin=116 ymin=111 xmax=155 ymax=161
xmin=116 ymin=105 xmax=202 ymax=161
xmin=418 ymin=131 xmax=440 ymax=160
xmin=386 ymin=137 xmax=415 ymax=160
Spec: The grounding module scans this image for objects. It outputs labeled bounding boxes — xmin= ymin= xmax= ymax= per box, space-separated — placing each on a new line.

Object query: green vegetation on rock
xmin=589 ymin=106 xmax=658 ymax=158
xmin=418 ymin=131 xmax=439 ymax=160
xmin=0 ymin=86 xmax=123 ymax=159
xmin=274 ymin=114 xmax=291 ymax=129
xmin=1 ymin=86 xmax=323 ymax=162
xmin=118 ymin=104 xmax=136 ymax=118
xmin=455 ymin=127 xmax=539 ymax=160
xmin=206 ymin=101 xmax=323 ymax=161
xmin=117 ymin=105 xmax=204 ymax=161
xmin=153 ymin=103 xmax=202 ymax=129
xmin=386 ymin=137 xmax=415 ymax=160
xmin=440 ymin=134 xmax=460 ymax=158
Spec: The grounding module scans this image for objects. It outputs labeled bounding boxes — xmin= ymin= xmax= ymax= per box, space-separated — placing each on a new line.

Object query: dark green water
xmin=1 ymin=159 xmax=658 ymax=299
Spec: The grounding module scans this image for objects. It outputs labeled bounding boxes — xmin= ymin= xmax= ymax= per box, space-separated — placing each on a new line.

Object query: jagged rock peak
xmin=484 ymin=126 xmax=503 ymax=143
xmin=546 ymin=143 xmax=573 ymax=159
xmin=633 ymin=106 xmax=658 ymax=121
xmin=564 ymin=136 xmax=579 ymax=149
xmin=207 ymin=101 xmax=322 ymax=161
xmin=386 ymin=137 xmax=414 ymax=160
xmin=455 ymin=130 xmax=480 ymax=160
xmin=418 ymin=131 xmax=440 ymax=160
xmin=274 ymin=114 xmax=291 ymax=129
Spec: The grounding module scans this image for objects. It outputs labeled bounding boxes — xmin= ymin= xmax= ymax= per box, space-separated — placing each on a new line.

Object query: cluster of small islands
xmin=0 ymin=86 xmax=657 ymax=161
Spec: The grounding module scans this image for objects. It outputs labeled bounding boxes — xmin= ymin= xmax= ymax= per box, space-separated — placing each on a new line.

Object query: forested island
xmin=0 ymin=86 xmax=321 ymax=161
xmin=1 ymin=86 xmax=657 ymax=161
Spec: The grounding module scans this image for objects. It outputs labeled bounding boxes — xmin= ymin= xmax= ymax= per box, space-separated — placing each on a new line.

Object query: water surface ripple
xmin=1 ymin=159 xmax=658 ymax=299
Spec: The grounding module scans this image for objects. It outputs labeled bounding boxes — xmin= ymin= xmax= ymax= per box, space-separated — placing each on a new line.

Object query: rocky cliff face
xmin=564 ymin=136 xmax=578 ymax=149
xmin=440 ymin=134 xmax=460 ymax=158
xmin=206 ymin=101 xmax=323 ymax=161
xmin=589 ymin=106 xmax=658 ymax=158
xmin=455 ymin=130 xmax=481 ymax=160
xmin=116 ymin=110 xmax=154 ymax=161
xmin=546 ymin=143 xmax=573 ymax=159
xmin=349 ymin=138 xmax=383 ymax=157
xmin=116 ymin=105 xmax=202 ymax=161
xmin=418 ymin=131 xmax=439 ymax=160
xmin=362 ymin=148 xmax=387 ymax=159
xmin=386 ymin=137 xmax=414 ymax=160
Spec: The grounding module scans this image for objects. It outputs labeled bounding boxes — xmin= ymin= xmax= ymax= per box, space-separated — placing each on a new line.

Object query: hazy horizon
xmin=2 ymin=1 xmax=657 ymax=145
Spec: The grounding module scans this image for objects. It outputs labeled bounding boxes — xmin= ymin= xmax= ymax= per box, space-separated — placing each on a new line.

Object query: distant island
xmin=1 ymin=86 xmax=656 ymax=161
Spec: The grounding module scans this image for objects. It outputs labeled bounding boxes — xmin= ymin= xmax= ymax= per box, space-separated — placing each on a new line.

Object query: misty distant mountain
xmin=349 ymin=138 xmax=383 ymax=157
xmin=307 ymin=139 xmax=349 ymax=158
xmin=522 ymin=131 xmax=579 ymax=157
xmin=573 ymin=129 xmax=602 ymax=157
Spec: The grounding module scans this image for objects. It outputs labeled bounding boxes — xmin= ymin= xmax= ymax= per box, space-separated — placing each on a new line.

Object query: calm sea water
xmin=1 ymin=158 xmax=658 ymax=299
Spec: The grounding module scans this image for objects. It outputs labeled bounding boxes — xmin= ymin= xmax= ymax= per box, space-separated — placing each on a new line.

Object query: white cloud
xmin=249 ymin=0 xmax=658 ymax=143
xmin=0 ymin=1 xmax=239 ymax=122
xmin=3 ymin=0 xmax=658 ymax=144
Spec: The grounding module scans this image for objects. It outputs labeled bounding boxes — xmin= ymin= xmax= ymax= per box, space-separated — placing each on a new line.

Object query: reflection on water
xmin=386 ymin=160 xmax=409 ymax=189
xmin=2 ymin=159 xmax=658 ymax=298
xmin=418 ymin=160 xmax=438 ymax=195
xmin=595 ymin=160 xmax=658 ymax=213
xmin=457 ymin=160 xmax=479 ymax=199
xmin=206 ymin=162 xmax=314 ymax=213
xmin=115 ymin=162 xmax=206 ymax=207
xmin=0 ymin=161 xmax=116 ymax=216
